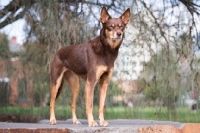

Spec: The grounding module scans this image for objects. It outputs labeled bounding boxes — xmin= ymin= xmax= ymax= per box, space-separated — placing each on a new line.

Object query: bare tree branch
xmin=0 ymin=0 xmax=121 ymax=29
xmin=179 ymin=0 xmax=200 ymax=15
xmin=0 ymin=0 xmax=35 ymax=28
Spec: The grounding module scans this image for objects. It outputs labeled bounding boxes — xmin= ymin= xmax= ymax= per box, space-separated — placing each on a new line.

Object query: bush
xmin=0 ymin=34 xmax=10 ymax=60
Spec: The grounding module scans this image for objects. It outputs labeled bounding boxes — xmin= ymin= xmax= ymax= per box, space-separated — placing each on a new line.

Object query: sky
xmin=1 ymin=0 xmax=200 ymax=45
xmin=0 ymin=0 xmax=200 ymax=47
xmin=0 ymin=0 xmax=26 ymax=44
xmin=0 ymin=19 xmax=26 ymax=45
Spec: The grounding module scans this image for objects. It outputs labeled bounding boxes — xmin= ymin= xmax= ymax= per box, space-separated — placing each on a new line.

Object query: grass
xmin=105 ymin=106 xmax=200 ymax=123
xmin=0 ymin=106 xmax=200 ymax=123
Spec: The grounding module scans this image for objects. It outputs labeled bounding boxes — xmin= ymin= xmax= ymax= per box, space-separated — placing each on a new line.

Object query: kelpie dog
xmin=50 ymin=6 xmax=130 ymax=127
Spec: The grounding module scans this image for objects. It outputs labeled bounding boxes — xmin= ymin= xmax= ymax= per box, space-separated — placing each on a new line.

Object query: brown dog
xmin=50 ymin=6 xmax=130 ymax=127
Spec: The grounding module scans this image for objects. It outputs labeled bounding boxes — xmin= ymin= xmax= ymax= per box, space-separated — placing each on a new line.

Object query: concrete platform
xmin=0 ymin=119 xmax=199 ymax=133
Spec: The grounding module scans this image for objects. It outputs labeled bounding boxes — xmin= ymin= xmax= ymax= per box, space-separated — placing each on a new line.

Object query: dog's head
xmin=100 ymin=7 xmax=130 ymax=49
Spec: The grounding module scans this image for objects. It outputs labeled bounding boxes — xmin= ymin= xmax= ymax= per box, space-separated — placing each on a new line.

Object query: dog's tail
xmin=55 ymin=79 xmax=64 ymax=100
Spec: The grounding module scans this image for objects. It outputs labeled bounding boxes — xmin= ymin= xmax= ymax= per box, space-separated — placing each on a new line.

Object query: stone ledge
xmin=0 ymin=119 xmax=199 ymax=133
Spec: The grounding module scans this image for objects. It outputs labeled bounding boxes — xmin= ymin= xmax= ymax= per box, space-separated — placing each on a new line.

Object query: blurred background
xmin=0 ymin=0 xmax=200 ymax=123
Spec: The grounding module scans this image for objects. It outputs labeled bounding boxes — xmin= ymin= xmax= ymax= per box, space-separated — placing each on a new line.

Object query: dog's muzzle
xmin=111 ymin=32 xmax=122 ymax=40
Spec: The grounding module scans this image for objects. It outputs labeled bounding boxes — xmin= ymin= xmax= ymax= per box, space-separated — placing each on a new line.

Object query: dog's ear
xmin=120 ymin=8 xmax=131 ymax=25
xmin=100 ymin=6 xmax=111 ymax=23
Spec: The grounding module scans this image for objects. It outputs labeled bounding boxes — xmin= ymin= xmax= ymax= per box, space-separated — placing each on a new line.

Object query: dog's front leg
xmin=85 ymin=80 xmax=98 ymax=127
xmin=98 ymin=70 xmax=113 ymax=127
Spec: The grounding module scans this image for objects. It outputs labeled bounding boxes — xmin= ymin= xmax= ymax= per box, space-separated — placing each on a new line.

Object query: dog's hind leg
xmin=50 ymin=67 xmax=66 ymax=125
xmin=50 ymin=85 xmax=58 ymax=125
xmin=65 ymin=71 xmax=81 ymax=125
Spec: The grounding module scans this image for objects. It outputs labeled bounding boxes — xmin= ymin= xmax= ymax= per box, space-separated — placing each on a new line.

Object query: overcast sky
xmin=0 ymin=0 xmax=199 ymax=45
xmin=0 ymin=0 xmax=26 ymax=44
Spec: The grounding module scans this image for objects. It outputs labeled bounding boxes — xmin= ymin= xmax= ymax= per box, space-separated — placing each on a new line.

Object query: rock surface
xmin=0 ymin=119 xmax=199 ymax=133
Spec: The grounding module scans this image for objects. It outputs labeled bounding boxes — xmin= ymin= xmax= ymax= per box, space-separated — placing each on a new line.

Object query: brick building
xmin=0 ymin=37 xmax=33 ymax=107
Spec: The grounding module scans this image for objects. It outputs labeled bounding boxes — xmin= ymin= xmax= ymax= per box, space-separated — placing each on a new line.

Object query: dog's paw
xmin=88 ymin=120 xmax=98 ymax=127
xmin=99 ymin=120 xmax=109 ymax=127
xmin=73 ymin=119 xmax=81 ymax=125
xmin=50 ymin=118 xmax=57 ymax=125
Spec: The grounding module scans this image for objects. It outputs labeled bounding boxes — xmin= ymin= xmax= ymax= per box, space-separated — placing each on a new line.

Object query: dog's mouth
xmin=110 ymin=37 xmax=122 ymax=40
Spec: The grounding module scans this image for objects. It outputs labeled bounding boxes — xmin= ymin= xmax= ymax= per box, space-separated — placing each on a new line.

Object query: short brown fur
xmin=50 ymin=6 xmax=130 ymax=127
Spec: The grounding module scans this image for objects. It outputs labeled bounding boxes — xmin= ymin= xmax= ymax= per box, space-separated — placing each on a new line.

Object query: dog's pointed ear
xmin=100 ymin=6 xmax=111 ymax=23
xmin=120 ymin=8 xmax=131 ymax=25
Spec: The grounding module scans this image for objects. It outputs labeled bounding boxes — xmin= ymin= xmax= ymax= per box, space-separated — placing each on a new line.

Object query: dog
xmin=50 ymin=6 xmax=130 ymax=127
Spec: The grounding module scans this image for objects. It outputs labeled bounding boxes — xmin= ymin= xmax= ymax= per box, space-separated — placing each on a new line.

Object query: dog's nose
xmin=117 ymin=32 xmax=122 ymax=37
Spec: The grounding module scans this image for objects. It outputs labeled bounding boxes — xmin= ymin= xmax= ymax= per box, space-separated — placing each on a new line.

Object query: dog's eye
xmin=119 ymin=25 xmax=124 ymax=29
xmin=119 ymin=25 xmax=124 ymax=28
xmin=108 ymin=25 xmax=114 ymax=30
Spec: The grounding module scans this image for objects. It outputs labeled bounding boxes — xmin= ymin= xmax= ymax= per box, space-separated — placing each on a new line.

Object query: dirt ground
xmin=138 ymin=124 xmax=200 ymax=133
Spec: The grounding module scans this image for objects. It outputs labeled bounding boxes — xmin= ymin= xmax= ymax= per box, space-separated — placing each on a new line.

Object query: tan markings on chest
xmin=96 ymin=65 xmax=108 ymax=80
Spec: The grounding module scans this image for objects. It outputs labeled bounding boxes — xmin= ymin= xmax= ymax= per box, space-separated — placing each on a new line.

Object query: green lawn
xmin=0 ymin=106 xmax=200 ymax=123
xmin=104 ymin=106 xmax=200 ymax=123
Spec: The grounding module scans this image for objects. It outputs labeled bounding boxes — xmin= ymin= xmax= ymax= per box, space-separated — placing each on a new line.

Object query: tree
xmin=1 ymin=0 xmax=199 ymax=29
xmin=0 ymin=0 xmax=127 ymax=29
xmin=0 ymin=34 xmax=10 ymax=60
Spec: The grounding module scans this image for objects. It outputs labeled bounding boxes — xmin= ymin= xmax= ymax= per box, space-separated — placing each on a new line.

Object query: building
xmin=0 ymin=36 xmax=33 ymax=107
